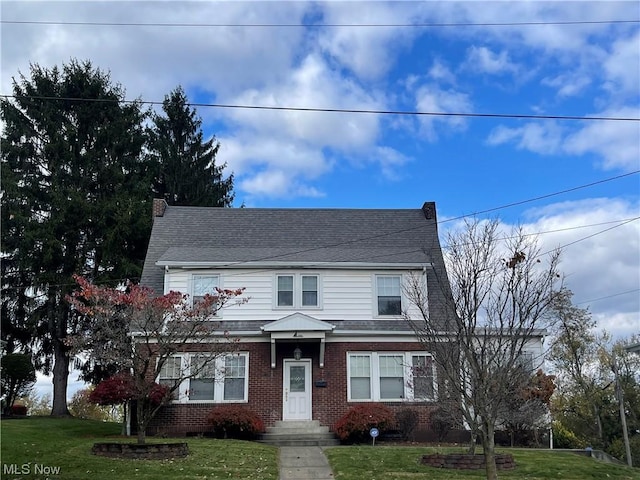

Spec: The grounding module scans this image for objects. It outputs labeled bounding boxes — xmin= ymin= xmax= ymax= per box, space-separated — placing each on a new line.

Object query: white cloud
xmin=224 ymin=53 xmax=385 ymax=151
xmin=563 ymin=107 xmax=640 ymax=172
xmin=487 ymin=122 xmax=565 ymax=155
xmin=2 ymin=2 xmax=309 ymax=101
xmin=524 ymin=198 xmax=640 ymax=341
xmin=373 ymin=146 xmax=412 ymax=180
xmin=542 ymin=73 xmax=592 ymax=98
xmin=603 ymin=30 xmax=640 ymax=97
xmin=239 ymin=170 xmax=324 ymax=200
xmin=415 ymin=84 xmax=472 ymax=141
xmin=464 ymin=46 xmax=519 ymax=75
xmin=316 ymin=2 xmax=420 ymax=80
xmin=487 ymin=110 xmax=640 ymax=172
xmin=439 ymin=197 xmax=640 ymax=340
xmin=428 ymin=58 xmax=456 ymax=84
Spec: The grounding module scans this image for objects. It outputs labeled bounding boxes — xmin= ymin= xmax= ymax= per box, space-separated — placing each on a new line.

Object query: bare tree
xmin=67 ymin=276 xmax=247 ymax=444
xmin=405 ymin=218 xmax=561 ymax=480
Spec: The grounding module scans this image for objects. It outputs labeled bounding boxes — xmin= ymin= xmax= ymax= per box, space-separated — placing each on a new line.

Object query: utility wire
xmin=576 ymin=288 xmax=640 ymax=306
xmin=2 ymin=94 xmax=639 ymax=122
xmin=2 ymin=19 xmax=639 ymax=28
xmin=537 ymin=217 xmax=639 ymax=259
xmin=441 ymin=171 xmax=640 ymax=224
xmin=4 ymin=216 xmax=638 ymax=289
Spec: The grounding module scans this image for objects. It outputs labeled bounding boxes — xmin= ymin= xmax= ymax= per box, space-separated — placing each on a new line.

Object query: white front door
xmin=283 ymin=359 xmax=312 ymax=420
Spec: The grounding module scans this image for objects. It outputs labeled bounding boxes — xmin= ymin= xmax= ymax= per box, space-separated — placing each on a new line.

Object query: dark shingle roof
xmin=141 ymin=203 xmax=444 ymax=296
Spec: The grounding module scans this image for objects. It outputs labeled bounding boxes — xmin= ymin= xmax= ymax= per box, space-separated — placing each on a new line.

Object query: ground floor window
xmin=158 ymin=352 xmax=249 ymax=403
xmin=347 ymin=352 xmax=436 ymax=402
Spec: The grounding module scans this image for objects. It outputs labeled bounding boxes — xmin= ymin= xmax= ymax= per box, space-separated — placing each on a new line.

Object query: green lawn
xmin=325 ymin=445 xmax=640 ymax=480
xmin=1 ymin=417 xmax=278 ymax=479
xmin=3 ymin=418 xmax=639 ymax=480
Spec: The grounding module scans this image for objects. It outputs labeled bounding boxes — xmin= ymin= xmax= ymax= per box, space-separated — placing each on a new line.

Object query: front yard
xmin=2 ymin=417 xmax=639 ymax=479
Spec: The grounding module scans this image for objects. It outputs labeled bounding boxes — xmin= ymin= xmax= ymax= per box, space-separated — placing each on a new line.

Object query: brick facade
xmin=146 ymin=340 xmax=442 ymax=437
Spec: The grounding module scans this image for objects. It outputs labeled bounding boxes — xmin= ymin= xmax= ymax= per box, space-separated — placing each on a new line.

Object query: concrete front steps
xmin=258 ymin=420 xmax=340 ymax=447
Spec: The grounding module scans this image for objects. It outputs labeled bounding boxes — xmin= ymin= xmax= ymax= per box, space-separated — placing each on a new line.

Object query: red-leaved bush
xmin=10 ymin=404 xmax=28 ymax=416
xmin=334 ymin=403 xmax=395 ymax=443
xmin=206 ymin=405 xmax=264 ymax=440
xmin=89 ymin=372 xmax=169 ymax=407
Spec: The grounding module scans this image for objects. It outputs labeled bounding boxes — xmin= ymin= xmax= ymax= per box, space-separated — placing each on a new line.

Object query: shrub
xmin=552 ymin=421 xmax=585 ymax=449
xmin=10 ymin=404 xmax=28 ymax=416
xmin=334 ymin=403 xmax=395 ymax=443
xmin=430 ymin=407 xmax=455 ymax=442
xmin=396 ymin=408 xmax=420 ymax=441
xmin=206 ymin=405 xmax=264 ymax=440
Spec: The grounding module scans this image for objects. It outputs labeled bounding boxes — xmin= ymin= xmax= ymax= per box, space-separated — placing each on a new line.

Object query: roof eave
xmin=156 ymin=261 xmax=433 ymax=270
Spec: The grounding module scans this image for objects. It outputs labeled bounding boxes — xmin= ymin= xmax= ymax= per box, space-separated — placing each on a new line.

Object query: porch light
xmin=294 ymin=346 xmax=302 ymax=360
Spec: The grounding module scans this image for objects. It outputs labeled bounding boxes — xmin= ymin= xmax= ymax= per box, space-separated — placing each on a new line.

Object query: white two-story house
xmin=139 ymin=200 xmax=459 ymax=437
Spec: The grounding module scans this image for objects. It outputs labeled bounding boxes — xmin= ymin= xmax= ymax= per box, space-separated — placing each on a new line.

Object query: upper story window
xmin=275 ymin=274 xmax=321 ymax=309
xmin=376 ymin=275 xmax=402 ymax=316
xmin=192 ymin=274 xmax=219 ymax=306
xmin=301 ymin=275 xmax=318 ymax=307
xmin=277 ymin=275 xmax=294 ymax=307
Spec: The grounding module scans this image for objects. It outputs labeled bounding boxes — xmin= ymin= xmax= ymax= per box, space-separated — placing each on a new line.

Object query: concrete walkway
xmin=279 ymin=446 xmax=335 ymax=480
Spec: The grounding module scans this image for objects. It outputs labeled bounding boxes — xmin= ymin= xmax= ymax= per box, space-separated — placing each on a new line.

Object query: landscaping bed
xmin=91 ymin=442 xmax=189 ymax=459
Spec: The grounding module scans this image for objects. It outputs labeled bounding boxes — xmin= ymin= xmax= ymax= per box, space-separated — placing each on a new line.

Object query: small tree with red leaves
xmin=67 ymin=276 xmax=247 ymax=444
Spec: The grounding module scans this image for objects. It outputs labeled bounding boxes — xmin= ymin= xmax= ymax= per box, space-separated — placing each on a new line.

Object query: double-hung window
xmin=159 ymin=356 xmax=182 ymax=389
xmin=275 ymin=274 xmax=320 ymax=309
xmin=379 ymin=355 xmax=405 ymax=399
xmin=223 ymin=355 xmax=247 ymax=401
xmin=411 ymin=354 xmax=435 ymax=400
xmin=188 ymin=355 xmax=216 ymax=401
xmin=301 ymin=275 xmax=318 ymax=307
xmin=376 ymin=275 xmax=402 ymax=315
xmin=158 ymin=353 xmax=249 ymax=403
xmin=347 ymin=352 xmax=436 ymax=402
xmin=348 ymin=354 xmax=372 ymax=400
xmin=277 ymin=275 xmax=294 ymax=307
xmin=192 ymin=274 xmax=220 ymax=306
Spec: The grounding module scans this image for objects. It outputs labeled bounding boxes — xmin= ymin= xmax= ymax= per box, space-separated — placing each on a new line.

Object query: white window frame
xmin=191 ymin=274 xmax=221 ymax=314
xmin=374 ymin=274 xmax=403 ymax=317
xmin=273 ymin=273 xmax=322 ymax=310
xmin=157 ymin=352 xmax=249 ymax=404
xmin=346 ymin=352 xmax=437 ymax=402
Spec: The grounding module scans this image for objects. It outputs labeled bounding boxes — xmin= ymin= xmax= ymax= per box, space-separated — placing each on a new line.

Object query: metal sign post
xmin=370 ymin=427 xmax=379 ymax=446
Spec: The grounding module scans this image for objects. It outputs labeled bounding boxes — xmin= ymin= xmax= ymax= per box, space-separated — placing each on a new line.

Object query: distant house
xmin=138 ymin=200 xmax=472 ymax=438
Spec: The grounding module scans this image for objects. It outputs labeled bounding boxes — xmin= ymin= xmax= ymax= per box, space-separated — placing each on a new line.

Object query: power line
xmin=537 ymin=217 xmax=639 ymax=259
xmin=576 ymin=289 xmax=640 ymax=306
xmin=441 ymin=171 xmax=640 ymax=224
xmin=2 ymin=19 xmax=638 ymax=28
xmin=2 ymin=94 xmax=639 ymax=122
xmin=4 ymin=216 xmax=638 ymax=289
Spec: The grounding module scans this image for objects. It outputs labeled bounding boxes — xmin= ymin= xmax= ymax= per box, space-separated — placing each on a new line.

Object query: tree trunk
xmin=481 ymin=421 xmax=498 ymax=480
xmin=50 ymin=340 xmax=71 ymax=416
xmin=121 ymin=402 xmax=128 ymax=436
xmin=468 ymin=431 xmax=477 ymax=454
xmin=136 ymin=399 xmax=146 ymax=445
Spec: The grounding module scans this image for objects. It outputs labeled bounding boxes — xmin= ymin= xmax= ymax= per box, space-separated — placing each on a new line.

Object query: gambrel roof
xmin=141 ymin=202 xmax=443 ymax=295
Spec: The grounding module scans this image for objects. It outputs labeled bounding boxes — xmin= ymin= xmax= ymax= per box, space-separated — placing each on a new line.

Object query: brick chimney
xmin=152 ymin=198 xmax=167 ymax=219
xmin=422 ymin=202 xmax=436 ymax=221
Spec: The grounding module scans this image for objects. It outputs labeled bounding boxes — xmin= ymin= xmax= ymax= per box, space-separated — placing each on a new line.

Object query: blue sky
xmin=2 ymin=1 xmax=639 ymax=397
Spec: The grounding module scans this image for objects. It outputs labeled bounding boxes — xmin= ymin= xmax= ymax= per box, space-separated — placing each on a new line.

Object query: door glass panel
xmin=289 ymin=365 xmax=306 ymax=392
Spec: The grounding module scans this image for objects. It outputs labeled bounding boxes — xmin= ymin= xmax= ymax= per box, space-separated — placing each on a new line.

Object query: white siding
xmin=163 ymin=268 xmax=426 ymax=322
